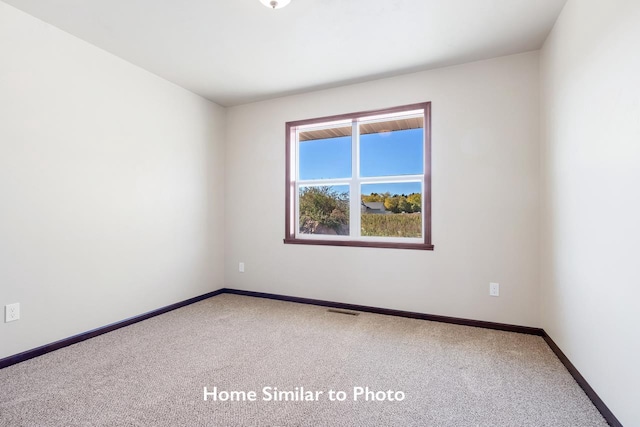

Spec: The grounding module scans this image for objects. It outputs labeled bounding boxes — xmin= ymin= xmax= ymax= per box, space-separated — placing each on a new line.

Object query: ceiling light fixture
xmin=260 ymin=0 xmax=290 ymax=9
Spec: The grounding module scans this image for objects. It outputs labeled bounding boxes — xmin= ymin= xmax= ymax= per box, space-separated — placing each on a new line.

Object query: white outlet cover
xmin=239 ymin=262 xmax=245 ymax=273
xmin=5 ymin=303 xmax=20 ymax=322
xmin=490 ymin=283 xmax=500 ymax=297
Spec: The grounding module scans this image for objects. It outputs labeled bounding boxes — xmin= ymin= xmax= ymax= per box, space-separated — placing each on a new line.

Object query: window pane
xmin=359 ymin=117 xmax=423 ymax=177
xmin=299 ymin=125 xmax=352 ymax=180
xmin=361 ymin=182 xmax=422 ymax=238
xmin=299 ymin=185 xmax=350 ymax=236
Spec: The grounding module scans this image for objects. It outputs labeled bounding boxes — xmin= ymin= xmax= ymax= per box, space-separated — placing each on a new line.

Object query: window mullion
xmin=294 ymin=182 xmax=300 ymax=238
xmin=298 ymin=178 xmax=352 ymax=186
xmin=349 ymin=119 xmax=360 ymax=238
xmin=358 ymin=175 xmax=424 ymax=184
xmin=294 ymin=130 xmax=300 ymax=238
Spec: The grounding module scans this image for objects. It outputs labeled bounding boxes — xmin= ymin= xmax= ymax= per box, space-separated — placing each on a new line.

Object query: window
xmin=285 ymin=102 xmax=433 ymax=250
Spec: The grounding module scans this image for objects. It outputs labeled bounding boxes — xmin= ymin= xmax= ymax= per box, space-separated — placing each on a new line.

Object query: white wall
xmin=225 ymin=52 xmax=541 ymax=327
xmin=0 ymin=2 xmax=225 ymax=359
xmin=540 ymin=1 xmax=640 ymax=425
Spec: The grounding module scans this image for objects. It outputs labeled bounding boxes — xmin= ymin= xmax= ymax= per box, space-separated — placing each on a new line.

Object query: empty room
xmin=1 ymin=0 xmax=638 ymax=425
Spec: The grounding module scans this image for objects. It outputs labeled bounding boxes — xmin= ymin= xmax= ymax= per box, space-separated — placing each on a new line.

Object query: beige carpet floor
xmin=0 ymin=294 xmax=607 ymax=426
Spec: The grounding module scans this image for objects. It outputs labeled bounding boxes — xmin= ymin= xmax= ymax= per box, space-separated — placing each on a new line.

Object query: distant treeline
xmin=362 ymin=192 xmax=421 ymax=214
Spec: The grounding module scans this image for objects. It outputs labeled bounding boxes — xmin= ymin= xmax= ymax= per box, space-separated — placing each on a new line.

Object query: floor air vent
xmin=326 ymin=309 xmax=360 ymax=316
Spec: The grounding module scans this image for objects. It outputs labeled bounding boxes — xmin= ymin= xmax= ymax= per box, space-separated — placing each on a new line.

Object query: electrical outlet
xmin=5 ymin=303 xmax=20 ymax=322
xmin=490 ymin=283 xmax=500 ymax=297
xmin=239 ymin=262 xmax=245 ymax=273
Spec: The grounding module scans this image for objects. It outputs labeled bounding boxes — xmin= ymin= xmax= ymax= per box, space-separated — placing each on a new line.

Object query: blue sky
xmin=299 ymin=128 xmax=423 ymax=195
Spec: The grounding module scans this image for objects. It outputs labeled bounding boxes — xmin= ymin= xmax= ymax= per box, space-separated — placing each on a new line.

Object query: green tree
xmin=299 ymin=186 xmax=349 ymax=234
xmin=407 ymin=193 xmax=422 ymax=213
xmin=398 ymin=198 xmax=412 ymax=213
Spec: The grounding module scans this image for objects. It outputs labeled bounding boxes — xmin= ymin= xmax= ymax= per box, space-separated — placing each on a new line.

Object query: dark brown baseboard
xmin=1 ymin=287 xmax=622 ymax=426
xmin=221 ymin=288 xmax=621 ymax=427
xmin=0 ymin=289 xmax=224 ymax=370
xmin=221 ymin=288 xmax=544 ymax=336
xmin=543 ymin=334 xmax=622 ymax=427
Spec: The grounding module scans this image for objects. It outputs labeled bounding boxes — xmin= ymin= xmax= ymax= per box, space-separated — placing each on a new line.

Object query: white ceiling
xmin=3 ymin=0 xmax=567 ymax=106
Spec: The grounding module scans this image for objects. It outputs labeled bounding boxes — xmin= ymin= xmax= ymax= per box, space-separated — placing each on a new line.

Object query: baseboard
xmin=0 ymin=289 xmax=224 ymax=370
xmin=1 ymin=287 xmax=540 ymax=371
xmin=543 ymin=334 xmax=622 ymax=427
xmin=220 ymin=288 xmax=544 ymax=336
xmin=222 ymin=288 xmax=621 ymax=426
xmin=1 ymin=287 xmax=622 ymax=426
